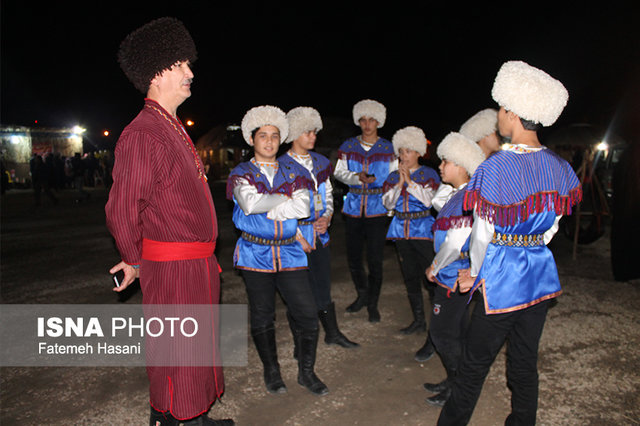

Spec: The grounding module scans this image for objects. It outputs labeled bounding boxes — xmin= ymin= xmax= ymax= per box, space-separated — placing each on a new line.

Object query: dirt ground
xmin=1 ymin=184 xmax=639 ymax=426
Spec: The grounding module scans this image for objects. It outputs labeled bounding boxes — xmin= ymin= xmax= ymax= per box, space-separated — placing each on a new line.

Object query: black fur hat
xmin=118 ymin=17 xmax=197 ymax=93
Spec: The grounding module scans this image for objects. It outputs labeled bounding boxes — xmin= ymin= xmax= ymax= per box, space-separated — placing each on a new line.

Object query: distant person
xmin=334 ymin=99 xmax=397 ymax=322
xmin=71 ymin=152 xmax=89 ymax=202
xmin=438 ymin=61 xmax=582 ymax=425
xmin=105 ymin=17 xmax=233 ymax=426
xmin=30 ymin=154 xmax=57 ymax=206
xmin=227 ymin=105 xmax=329 ymax=396
xmin=382 ymin=126 xmax=439 ymax=335
xmin=423 ymin=132 xmax=484 ymax=407
xmin=280 ymin=106 xmax=359 ymax=352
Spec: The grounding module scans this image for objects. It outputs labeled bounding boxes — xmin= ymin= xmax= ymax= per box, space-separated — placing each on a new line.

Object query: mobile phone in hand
xmin=112 ymin=270 xmax=125 ymax=287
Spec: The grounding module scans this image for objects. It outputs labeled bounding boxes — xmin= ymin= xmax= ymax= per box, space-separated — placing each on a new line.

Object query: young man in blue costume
xmin=382 ymin=126 xmax=440 ymax=335
xmin=226 ymin=105 xmax=329 ymax=396
xmin=280 ymin=106 xmax=359 ymax=351
xmin=438 ymin=61 xmax=582 ymax=425
xmin=334 ymin=99 xmax=398 ymax=322
xmin=422 ymin=132 xmax=485 ymax=408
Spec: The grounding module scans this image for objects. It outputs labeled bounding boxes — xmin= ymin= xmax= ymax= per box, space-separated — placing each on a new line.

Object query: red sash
xmin=142 ymin=238 xmax=216 ymax=262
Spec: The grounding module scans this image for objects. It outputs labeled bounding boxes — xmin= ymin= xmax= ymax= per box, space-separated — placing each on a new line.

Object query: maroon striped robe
xmin=105 ymin=99 xmax=224 ymax=420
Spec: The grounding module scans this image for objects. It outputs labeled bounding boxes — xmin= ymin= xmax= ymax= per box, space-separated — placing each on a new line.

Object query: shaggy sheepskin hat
xmin=491 ymin=61 xmax=568 ymax=127
xmin=353 ymin=99 xmax=386 ymax=128
xmin=437 ymin=132 xmax=486 ymax=177
xmin=241 ymin=105 xmax=289 ymax=145
xmin=285 ymin=107 xmax=323 ymax=143
xmin=459 ymin=109 xmax=498 ymax=142
xmin=392 ymin=126 xmax=427 ymax=156
xmin=118 ymin=17 xmax=197 ymax=93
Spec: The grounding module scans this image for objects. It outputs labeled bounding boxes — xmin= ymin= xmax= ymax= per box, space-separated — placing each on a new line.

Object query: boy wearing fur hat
xmin=226 ymin=106 xmax=329 ymax=396
xmin=279 ymin=107 xmax=359 ymax=351
xmin=334 ymin=99 xmax=398 ymax=322
xmin=422 ymin=132 xmax=485 ymax=408
xmin=382 ymin=126 xmax=440 ymax=335
xmin=106 ymin=17 xmax=233 ymax=426
xmin=438 ymin=61 xmax=582 ymax=425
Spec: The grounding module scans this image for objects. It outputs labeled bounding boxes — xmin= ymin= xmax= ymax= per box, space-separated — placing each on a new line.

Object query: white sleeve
xmin=469 ymin=212 xmax=494 ymax=277
xmin=389 ymin=158 xmax=399 ymax=173
xmin=333 ymin=158 xmax=361 ymax=186
xmin=233 ymin=177 xmax=289 ymax=215
xmin=543 ymin=215 xmax=562 ymax=245
xmin=382 ymin=184 xmax=402 ymax=210
xmin=323 ymin=177 xmax=334 ymax=218
xmin=431 ymin=184 xmax=454 ymax=212
xmin=431 ymin=226 xmax=472 ymax=276
xmin=406 ymin=181 xmax=435 ymax=208
xmin=266 ymin=188 xmax=311 ymax=221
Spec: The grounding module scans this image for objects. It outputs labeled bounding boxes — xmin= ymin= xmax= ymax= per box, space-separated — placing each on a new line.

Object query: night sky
xmin=2 ymin=2 xmax=639 ymax=149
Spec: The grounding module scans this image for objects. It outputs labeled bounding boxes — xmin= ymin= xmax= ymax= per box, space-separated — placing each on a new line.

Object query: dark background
xmin=2 ymin=2 xmax=639 ymax=148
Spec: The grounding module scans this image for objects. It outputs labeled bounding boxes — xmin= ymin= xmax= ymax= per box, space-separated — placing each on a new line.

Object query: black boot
xmin=345 ymin=291 xmax=367 ymax=313
xmin=414 ymin=335 xmax=435 ymax=362
xmin=149 ymin=406 xmax=178 ymax=426
xmin=425 ymin=386 xmax=452 ymax=407
xmin=399 ymin=293 xmax=426 ymax=334
xmin=297 ymin=329 xmax=329 ymax=395
xmin=286 ymin=311 xmax=301 ymax=360
xmin=182 ymin=414 xmax=235 ymax=425
xmin=367 ymin=279 xmax=382 ymax=323
xmin=251 ymin=325 xmax=287 ymax=394
xmin=318 ymin=302 xmax=359 ymax=348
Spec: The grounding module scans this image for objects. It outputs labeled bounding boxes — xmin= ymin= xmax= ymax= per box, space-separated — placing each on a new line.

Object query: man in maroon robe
xmin=105 ymin=17 xmax=233 ymax=426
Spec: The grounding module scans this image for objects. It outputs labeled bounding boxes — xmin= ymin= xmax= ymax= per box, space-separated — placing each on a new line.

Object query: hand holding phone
xmin=112 ymin=269 xmax=125 ymax=287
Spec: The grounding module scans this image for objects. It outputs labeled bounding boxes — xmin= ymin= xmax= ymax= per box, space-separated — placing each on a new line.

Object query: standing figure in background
xmin=382 ymin=126 xmax=439 ymax=335
xmin=280 ymin=106 xmax=359 ymax=352
xmin=334 ymin=99 xmax=398 ymax=323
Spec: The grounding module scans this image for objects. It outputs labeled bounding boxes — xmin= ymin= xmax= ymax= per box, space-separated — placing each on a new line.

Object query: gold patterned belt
xmin=298 ymin=220 xmax=315 ymax=226
xmin=393 ymin=210 xmax=431 ymax=220
xmin=349 ymin=187 xmax=384 ymax=195
xmin=459 ymin=251 xmax=469 ymax=259
xmin=491 ymin=232 xmax=544 ymax=247
xmin=241 ymin=232 xmax=297 ymax=246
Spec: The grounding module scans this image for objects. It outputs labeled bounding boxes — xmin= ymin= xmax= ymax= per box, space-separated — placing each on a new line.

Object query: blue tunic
xmin=279 ymin=152 xmax=333 ymax=248
xmin=464 ymin=145 xmax=582 ymax=313
xmin=337 ymin=137 xmax=395 ymax=217
xmin=383 ymin=166 xmax=440 ymax=240
xmin=432 ymin=189 xmax=472 ymax=291
xmin=226 ymin=159 xmax=314 ymax=272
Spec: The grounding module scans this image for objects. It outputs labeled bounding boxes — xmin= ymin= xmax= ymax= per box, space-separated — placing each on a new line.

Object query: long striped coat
xmin=105 ymin=99 xmax=224 ymax=420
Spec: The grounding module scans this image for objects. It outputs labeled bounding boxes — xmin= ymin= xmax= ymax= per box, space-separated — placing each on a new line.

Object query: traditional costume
xmin=227 ymin=105 xmax=328 ymax=396
xmin=334 ymin=99 xmax=398 ymax=321
xmin=422 ymin=132 xmax=485 ymax=407
xmin=382 ymin=126 xmax=439 ymax=335
xmin=280 ymin=107 xmax=358 ymax=350
xmin=438 ymin=61 xmax=582 ymax=426
xmin=106 ymin=17 xmax=229 ymax=425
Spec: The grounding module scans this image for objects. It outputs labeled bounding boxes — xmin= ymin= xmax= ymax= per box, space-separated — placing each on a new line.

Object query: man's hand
xmin=313 ymin=216 xmax=330 ymax=235
xmin=297 ymin=235 xmax=314 ymax=253
xmin=109 ymin=261 xmax=139 ymax=292
xmin=425 ymin=265 xmax=435 ymax=282
xmin=457 ymin=268 xmax=475 ymax=293
xmin=358 ymin=171 xmax=376 ymax=184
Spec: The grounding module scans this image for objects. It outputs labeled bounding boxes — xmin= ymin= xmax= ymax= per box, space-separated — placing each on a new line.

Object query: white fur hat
xmin=285 ymin=107 xmax=323 ymax=143
xmin=459 ymin=109 xmax=498 ymax=142
xmin=392 ymin=126 xmax=427 ymax=156
xmin=241 ymin=105 xmax=289 ymax=145
xmin=437 ymin=132 xmax=486 ymax=176
xmin=491 ymin=61 xmax=568 ymax=127
xmin=352 ymin=99 xmax=386 ymax=128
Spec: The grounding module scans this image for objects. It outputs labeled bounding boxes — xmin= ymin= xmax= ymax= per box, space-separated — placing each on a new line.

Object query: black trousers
xmin=395 ymin=239 xmax=435 ymax=299
xmin=428 ymin=285 xmax=469 ymax=375
xmin=344 ymin=215 xmax=388 ymax=298
xmin=242 ymin=269 xmax=318 ymax=331
xmin=438 ymin=299 xmax=550 ymax=426
xmin=306 ymin=239 xmax=332 ymax=311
